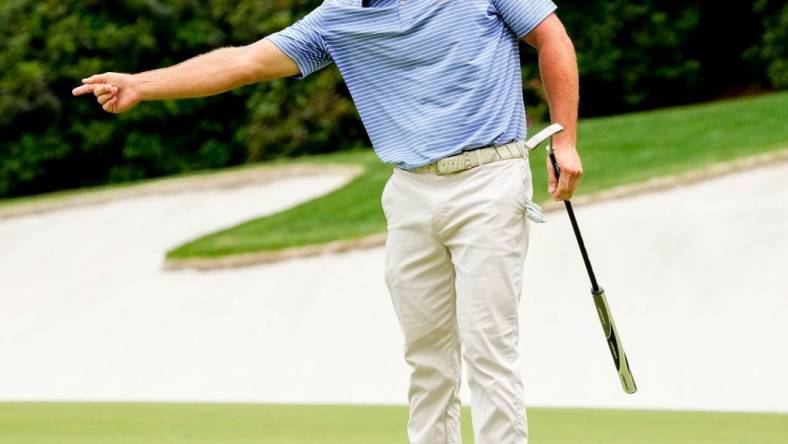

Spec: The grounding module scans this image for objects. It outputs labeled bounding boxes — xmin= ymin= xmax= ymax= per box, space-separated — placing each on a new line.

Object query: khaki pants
xmin=382 ymin=157 xmax=533 ymax=444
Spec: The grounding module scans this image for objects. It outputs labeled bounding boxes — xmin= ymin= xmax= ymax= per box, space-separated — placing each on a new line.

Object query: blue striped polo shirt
xmin=267 ymin=0 xmax=557 ymax=169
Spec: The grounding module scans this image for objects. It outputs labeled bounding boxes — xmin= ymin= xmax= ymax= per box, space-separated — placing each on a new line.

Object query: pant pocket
xmin=381 ymin=170 xmax=396 ymax=221
xmin=520 ymin=159 xmax=546 ymax=224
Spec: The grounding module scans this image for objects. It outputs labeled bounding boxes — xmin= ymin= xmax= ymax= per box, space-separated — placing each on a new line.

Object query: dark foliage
xmin=0 ymin=0 xmax=783 ymax=197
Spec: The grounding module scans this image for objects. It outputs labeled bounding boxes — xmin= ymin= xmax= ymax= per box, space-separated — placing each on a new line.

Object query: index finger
xmin=72 ymin=84 xmax=98 ymax=96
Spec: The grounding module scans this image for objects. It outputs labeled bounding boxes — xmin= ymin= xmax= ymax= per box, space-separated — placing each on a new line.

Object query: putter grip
xmin=592 ymin=288 xmax=638 ymax=394
xmin=549 ymin=152 xmax=561 ymax=179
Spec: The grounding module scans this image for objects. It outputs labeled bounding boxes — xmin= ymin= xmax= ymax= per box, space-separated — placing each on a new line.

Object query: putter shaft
xmin=549 ymin=151 xmax=600 ymax=291
xmin=548 ymin=145 xmax=637 ymax=394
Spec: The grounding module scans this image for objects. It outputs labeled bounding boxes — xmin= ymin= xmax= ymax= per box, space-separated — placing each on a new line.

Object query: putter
xmin=525 ymin=123 xmax=638 ymax=394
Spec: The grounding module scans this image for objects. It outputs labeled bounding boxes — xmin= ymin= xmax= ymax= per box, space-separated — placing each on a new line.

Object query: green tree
xmin=0 ymin=0 xmax=360 ymax=198
xmin=1 ymin=0 xmax=784 ymax=198
xmin=750 ymin=0 xmax=788 ymax=88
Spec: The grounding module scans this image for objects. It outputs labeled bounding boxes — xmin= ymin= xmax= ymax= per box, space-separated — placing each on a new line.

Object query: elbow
xmin=237 ymin=45 xmax=264 ymax=85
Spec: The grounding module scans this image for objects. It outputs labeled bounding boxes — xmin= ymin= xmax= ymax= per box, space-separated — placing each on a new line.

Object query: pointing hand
xmin=72 ymin=73 xmax=141 ymax=114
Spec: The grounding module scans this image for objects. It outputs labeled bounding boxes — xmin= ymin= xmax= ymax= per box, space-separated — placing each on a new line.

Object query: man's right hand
xmin=72 ymin=73 xmax=141 ymax=114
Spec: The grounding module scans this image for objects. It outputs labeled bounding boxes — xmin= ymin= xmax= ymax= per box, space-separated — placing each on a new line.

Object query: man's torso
xmin=269 ymin=0 xmax=556 ymax=168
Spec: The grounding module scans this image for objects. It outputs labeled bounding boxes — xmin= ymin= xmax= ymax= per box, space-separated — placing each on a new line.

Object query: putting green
xmin=0 ymin=403 xmax=786 ymax=444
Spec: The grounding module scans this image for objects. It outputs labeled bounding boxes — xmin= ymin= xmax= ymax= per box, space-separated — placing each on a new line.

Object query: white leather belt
xmin=409 ymin=140 xmax=528 ymax=175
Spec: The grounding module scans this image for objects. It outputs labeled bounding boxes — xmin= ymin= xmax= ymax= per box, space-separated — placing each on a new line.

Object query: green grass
xmin=0 ymin=403 xmax=786 ymax=444
xmin=167 ymin=92 xmax=788 ymax=259
xmin=167 ymin=148 xmax=389 ymax=257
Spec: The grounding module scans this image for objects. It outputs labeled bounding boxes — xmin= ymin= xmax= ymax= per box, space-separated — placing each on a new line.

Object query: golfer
xmin=74 ymin=1 xmax=581 ymax=442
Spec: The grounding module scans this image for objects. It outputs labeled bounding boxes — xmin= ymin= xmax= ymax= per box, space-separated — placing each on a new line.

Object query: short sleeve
xmin=265 ymin=7 xmax=333 ymax=79
xmin=491 ymin=0 xmax=558 ymax=39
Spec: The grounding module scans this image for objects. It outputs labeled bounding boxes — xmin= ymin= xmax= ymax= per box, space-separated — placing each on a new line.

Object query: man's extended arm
xmin=72 ymin=39 xmax=298 ymax=114
xmin=524 ymin=14 xmax=582 ymax=201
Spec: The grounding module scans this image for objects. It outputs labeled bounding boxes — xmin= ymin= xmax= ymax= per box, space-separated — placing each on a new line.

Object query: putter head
xmin=524 ymin=123 xmax=564 ymax=152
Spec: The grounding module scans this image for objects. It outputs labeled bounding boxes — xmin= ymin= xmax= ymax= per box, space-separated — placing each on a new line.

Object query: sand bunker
xmin=0 ymin=163 xmax=785 ymax=412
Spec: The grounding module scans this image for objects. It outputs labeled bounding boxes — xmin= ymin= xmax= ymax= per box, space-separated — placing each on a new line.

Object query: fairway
xmin=1 ymin=403 xmax=786 ymax=444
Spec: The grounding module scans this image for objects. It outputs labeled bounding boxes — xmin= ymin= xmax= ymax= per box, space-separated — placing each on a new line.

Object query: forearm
xmin=133 ymin=46 xmax=257 ymax=101
xmin=74 ymin=38 xmax=297 ymax=113
xmin=523 ymin=14 xmax=582 ymax=199
xmin=536 ymin=32 xmax=579 ymax=148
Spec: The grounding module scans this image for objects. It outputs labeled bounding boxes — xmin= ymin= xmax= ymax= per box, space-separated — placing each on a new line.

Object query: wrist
xmin=132 ymin=74 xmax=152 ymax=101
xmin=553 ymin=139 xmax=577 ymax=151
xmin=552 ymin=132 xmax=576 ymax=150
